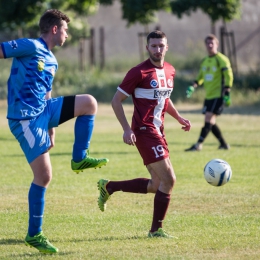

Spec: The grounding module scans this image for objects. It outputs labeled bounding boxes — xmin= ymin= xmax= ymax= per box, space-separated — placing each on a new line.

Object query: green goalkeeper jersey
xmin=195 ymin=52 xmax=233 ymax=99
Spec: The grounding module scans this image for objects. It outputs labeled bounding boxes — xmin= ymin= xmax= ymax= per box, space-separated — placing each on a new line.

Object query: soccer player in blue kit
xmin=0 ymin=9 xmax=108 ymax=253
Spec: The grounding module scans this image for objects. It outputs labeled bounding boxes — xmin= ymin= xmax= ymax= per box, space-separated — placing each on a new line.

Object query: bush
xmin=0 ymin=57 xmax=260 ymax=104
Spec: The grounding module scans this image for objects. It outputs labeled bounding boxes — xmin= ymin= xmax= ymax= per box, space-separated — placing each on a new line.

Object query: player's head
xmin=204 ymin=34 xmax=219 ymax=56
xmin=146 ymin=30 xmax=167 ymax=45
xmin=39 ymin=9 xmax=70 ymax=34
xmin=39 ymin=9 xmax=70 ymax=46
xmin=146 ymin=30 xmax=168 ymax=65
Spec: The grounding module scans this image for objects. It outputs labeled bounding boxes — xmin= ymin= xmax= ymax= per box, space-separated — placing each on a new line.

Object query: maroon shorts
xmin=134 ymin=128 xmax=169 ymax=165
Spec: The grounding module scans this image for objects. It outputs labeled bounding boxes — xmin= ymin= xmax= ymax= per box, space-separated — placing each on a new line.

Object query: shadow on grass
xmin=179 ymin=103 xmax=260 ymax=115
xmin=68 ymin=235 xmax=145 ymax=243
xmin=0 ymin=238 xmax=22 ymax=245
xmin=0 ymin=238 xmax=75 ymax=257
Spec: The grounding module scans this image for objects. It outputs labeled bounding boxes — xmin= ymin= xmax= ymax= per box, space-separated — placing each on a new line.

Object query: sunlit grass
xmin=0 ymin=102 xmax=259 ymax=259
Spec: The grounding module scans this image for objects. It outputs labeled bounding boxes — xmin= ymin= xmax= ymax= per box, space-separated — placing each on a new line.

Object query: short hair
xmin=39 ymin=9 xmax=70 ymax=34
xmin=204 ymin=34 xmax=219 ymax=44
xmin=147 ymin=30 xmax=167 ymax=44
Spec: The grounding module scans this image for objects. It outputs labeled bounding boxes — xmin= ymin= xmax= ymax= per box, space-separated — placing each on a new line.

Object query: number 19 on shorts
xmin=151 ymin=145 xmax=165 ymax=158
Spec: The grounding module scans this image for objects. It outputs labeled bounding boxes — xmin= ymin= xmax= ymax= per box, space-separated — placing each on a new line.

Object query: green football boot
xmin=71 ymin=150 xmax=109 ymax=173
xmin=25 ymin=231 xmax=59 ymax=254
xmin=148 ymin=228 xmax=176 ymax=238
xmin=97 ymin=179 xmax=111 ymax=212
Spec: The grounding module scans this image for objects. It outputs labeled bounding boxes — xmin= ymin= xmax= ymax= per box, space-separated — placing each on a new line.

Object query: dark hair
xmin=39 ymin=9 xmax=70 ymax=34
xmin=204 ymin=34 xmax=219 ymax=44
xmin=147 ymin=30 xmax=167 ymax=44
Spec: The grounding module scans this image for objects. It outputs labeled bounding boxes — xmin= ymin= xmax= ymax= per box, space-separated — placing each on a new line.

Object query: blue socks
xmin=28 ymin=183 xmax=46 ymax=237
xmin=73 ymin=115 xmax=95 ymax=162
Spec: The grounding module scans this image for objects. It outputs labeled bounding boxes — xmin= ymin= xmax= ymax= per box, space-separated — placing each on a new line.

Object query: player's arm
xmin=166 ymin=99 xmax=191 ymax=132
xmin=45 ymin=90 xmax=55 ymax=149
xmin=221 ymin=57 xmax=233 ymax=89
xmin=0 ymin=45 xmax=4 ymax=59
xmin=111 ymin=90 xmax=136 ymax=145
xmin=220 ymin=56 xmax=233 ymax=106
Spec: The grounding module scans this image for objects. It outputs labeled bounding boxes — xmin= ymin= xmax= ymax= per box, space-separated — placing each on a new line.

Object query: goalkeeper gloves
xmin=223 ymin=95 xmax=231 ymax=106
xmin=223 ymin=88 xmax=231 ymax=106
xmin=186 ymin=86 xmax=195 ymax=98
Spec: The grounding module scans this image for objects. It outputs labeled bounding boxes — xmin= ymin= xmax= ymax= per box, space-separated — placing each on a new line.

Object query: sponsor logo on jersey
xmin=38 ymin=60 xmax=45 ymax=72
xmin=150 ymin=79 xmax=158 ymax=88
xmin=153 ymin=89 xmax=172 ymax=98
xmin=205 ymin=74 xmax=213 ymax=81
xmin=160 ymin=79 xmax=165 ymax=87
xmin=167 ymin=79 xmax=173 ymax=87
xmin=8 ymin=40 xmax=18 ymax=49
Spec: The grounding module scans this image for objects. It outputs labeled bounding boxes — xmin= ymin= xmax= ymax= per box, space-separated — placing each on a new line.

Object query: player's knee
xmin=168 ymin=173 xmax=176 ymax=188
xmin=42 ymin=174 xmax=52 ymax=186
xmin=34 ymin=171 xmax=52 ymax=187
xmin=148 ymin=179 xmax=160 ymax=193
xmin=84 ymin=94 xmax=97 ymax=115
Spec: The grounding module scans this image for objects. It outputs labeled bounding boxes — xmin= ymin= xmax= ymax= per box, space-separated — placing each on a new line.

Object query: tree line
xmin=0 ymin=0 xmax=241 ymax=42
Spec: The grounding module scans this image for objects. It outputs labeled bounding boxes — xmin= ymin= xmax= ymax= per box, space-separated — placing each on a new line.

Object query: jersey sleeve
xmin=1 ymin=38 xmax=37 ymax=59
xmin=118 ymin=67 xmax=142 ymax=96
xmin=195 ymin=58 xmax=206 ymax=86
xmin=219 ymin=55 xmax=233 ymax=88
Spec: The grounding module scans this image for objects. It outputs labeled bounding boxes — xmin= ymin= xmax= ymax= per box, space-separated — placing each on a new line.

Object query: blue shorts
xmin=8 ymin=97 xmax=64 ymax=163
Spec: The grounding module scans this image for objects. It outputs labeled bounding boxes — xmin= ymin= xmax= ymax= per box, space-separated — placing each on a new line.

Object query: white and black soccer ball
xmin=204 ymin=159 xmax=232 ymax=186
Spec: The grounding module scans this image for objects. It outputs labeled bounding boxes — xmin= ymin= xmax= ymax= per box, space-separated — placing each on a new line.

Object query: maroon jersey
xmin=118 ymin=59 xmax=175 ymax=135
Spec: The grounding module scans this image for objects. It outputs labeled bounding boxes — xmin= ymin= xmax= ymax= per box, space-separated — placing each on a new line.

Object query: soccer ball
xmin=204 ymin=159 xmax=232 ymax=186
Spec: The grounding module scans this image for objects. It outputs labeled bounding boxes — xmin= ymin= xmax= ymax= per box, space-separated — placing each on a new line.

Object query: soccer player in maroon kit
xmin=97 ymin=30 xmax=191 ymax=237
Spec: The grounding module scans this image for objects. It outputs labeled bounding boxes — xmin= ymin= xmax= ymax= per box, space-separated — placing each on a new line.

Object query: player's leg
xmin=185 ymin=99 xmax=216 ymax=151
xmin=58 ymin=95 xmax=109 ymax=173
xmin=147 ymin=158 xmax=176 ymax=238
xmin=196 ymin=112 xmax=216 ymax=148
xmin=97 ymin=130 xmax=163 ymax=212
xmin=210 ymin=98 xmax=230 ymax=149
xmin=9 ymin=112 xmax=59 ymax=253
xmin=211 ymin=124 xmax=230 ymax=149
xmin=97 ymin=178 xmax=150 ymax=211
xmin=25 ymin=152 xmax=58 ymax=253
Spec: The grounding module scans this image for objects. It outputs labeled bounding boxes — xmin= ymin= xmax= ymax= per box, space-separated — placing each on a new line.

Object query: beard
xmin=148 ymin=50 xmax=163 ymax=63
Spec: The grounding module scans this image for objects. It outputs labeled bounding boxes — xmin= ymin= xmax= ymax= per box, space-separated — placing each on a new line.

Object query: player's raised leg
xmin=70 ymin=94 xmax=109 ymax=173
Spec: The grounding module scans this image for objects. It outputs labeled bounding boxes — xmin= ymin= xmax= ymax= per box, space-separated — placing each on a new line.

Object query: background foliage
xmin=0 ymin=0 xmax=241 ymax=39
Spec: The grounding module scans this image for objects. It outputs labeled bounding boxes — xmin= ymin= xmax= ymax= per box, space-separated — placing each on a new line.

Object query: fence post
xmin=90 ymin=28 xmax=95 ymax=66
xmin=99 ymin=27 xmax=105 ymax=70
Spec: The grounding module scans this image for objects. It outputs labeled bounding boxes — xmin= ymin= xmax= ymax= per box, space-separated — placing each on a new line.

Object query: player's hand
xmin=223 ymin=95 xmax=231 ymax=107
xmin=48 ymin=128 xmax=55 ymax=150
xmin=178 ymin=116 xmax=191 ymax=132
xmin=186 ymin=86 xmax=195 ymax=98
xmin=123 ymin=129 xmax=136 ymax=146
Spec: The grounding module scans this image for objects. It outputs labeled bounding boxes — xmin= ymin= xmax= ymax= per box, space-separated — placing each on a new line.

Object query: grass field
xmin=0 ymin=101 xmax=259 ymax=260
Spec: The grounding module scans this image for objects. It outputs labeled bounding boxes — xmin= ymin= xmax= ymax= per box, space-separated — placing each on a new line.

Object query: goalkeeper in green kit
xmin=185 ymin=34 xmax=233 ymax=151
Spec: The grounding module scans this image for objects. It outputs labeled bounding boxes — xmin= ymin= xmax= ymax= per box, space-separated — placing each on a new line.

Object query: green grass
xmin=0 ymin=102 xmax=259 ymax=259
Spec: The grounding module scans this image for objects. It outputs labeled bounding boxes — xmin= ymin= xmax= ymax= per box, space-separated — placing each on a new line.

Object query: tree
xmin=0 ymin=0 xmax=99 ymax=41
xmin=100 ymin=0 xmax=170 ymax=26
xmin=170 ymin=0 xmax=241 ymax=33
xmin=0 ymin=0 xmax=241 ymax=39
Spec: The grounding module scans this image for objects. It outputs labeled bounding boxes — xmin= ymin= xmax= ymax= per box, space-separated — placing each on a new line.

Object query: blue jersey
xmin=1 ymin=38 xmax=58 ymax=120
